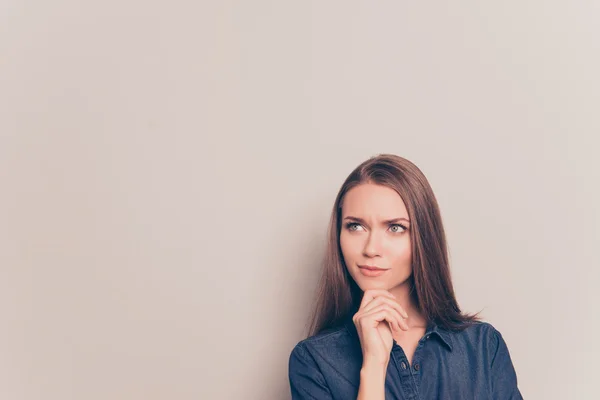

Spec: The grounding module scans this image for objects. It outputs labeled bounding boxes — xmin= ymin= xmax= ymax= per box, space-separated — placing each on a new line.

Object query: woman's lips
xmin=358 ymin=266 xmax=389 ymax=277
xmin=358 ymin=264 xmax=387 ymax=271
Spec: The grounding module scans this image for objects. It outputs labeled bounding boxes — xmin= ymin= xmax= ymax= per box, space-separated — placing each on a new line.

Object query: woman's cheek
xmin=339 ymin=236 xmax=353 ymax=264
xmin=340 ymin=233 xmax=358 ymax=254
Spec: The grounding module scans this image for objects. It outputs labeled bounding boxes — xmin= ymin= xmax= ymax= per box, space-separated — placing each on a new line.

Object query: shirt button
xmin=426 ymin=335 xmax=430 ymax=340
xmin=401 ymin=361 xmax=407 ymax=370
xmin=414 ymin=363 xmax=420 ymax=371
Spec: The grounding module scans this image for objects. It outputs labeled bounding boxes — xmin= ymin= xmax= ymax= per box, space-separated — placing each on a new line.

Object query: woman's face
xmin=339 ymin=182 xmax=412 ymax=292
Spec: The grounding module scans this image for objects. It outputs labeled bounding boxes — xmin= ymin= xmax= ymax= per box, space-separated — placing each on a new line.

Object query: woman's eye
xmin=389 ymin=224 xmax=406 ymax=233
xmin=346 ymin=223 xmax=406 ymax=233
xmin=346 ymin=223 xmax=363 ymax=231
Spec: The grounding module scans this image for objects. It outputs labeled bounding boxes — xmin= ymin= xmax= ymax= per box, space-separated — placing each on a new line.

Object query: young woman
xmin=288 ymin=154 xmax=523 ymax=399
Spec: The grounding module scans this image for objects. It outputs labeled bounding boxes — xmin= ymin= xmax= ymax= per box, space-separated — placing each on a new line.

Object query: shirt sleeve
xmin=489 ymin=327 xmax=524 ymax=400
xmin=288 ymin=343 xmax=334 ymax=400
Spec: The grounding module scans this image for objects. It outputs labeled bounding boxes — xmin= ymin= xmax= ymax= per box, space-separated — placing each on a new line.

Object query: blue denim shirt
xmin=288 ymin=318 xmax=523 ymax=399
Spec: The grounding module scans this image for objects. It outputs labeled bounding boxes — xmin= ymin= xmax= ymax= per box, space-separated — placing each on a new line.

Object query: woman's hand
xmin=352 ymin=289 xmax=409 ymax=367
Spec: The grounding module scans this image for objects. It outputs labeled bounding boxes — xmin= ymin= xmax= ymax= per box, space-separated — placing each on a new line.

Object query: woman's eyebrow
xmin=343 ymin=216 xmax=410 ymax=224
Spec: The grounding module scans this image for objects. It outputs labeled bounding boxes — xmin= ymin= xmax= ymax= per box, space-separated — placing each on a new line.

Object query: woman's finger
xmin=369 ymin=308 xmax=406 ymax=332
xmin=359 ymin=304 xmax=408 ymax=331
xmin=359 ymin=296 xmax=409 ymax=330
xmin=362 ymin=295 xmax=409 ymax=320
xmin=359 ymin=289 xmax=395 ymax=311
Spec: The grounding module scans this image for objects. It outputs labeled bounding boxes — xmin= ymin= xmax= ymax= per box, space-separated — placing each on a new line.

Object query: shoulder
xmin=290 ymin=324 xmax=352 ymax=356
xmin=288 ymin=326 xmax=356 ymax=398
xmin=451 ymin=321 xmax=502 ymax=342
xmin=289 ymin=323 xmax=358 ymax=367
xmin=288 ymin=325 xmax=350 ymax=381
xmin=453 ymin=320 xmax=502 ymax=337
xmin=449 ymin=321 xmax=511 ymax=362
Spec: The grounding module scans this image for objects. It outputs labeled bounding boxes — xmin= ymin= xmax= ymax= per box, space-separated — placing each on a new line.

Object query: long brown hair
xmin=305 ymin=154 xmax=482 ymax=338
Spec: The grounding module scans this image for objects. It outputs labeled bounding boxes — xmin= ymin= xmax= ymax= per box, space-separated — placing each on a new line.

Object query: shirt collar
xmin=424 ymin=319 xmax=453 ymax=351
xmin=344 ymin=317 xmax=453 ymax=352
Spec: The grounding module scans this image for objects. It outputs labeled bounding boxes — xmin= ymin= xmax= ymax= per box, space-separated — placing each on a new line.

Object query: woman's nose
xmin=363 ymin=231 xmax=383 ymax=257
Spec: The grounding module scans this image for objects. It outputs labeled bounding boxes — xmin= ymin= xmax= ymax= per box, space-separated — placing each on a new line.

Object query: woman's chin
xmin=358 ymin=281 xmax=390 ymax=291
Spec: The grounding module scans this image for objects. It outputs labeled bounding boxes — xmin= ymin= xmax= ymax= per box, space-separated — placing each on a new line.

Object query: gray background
xmin=1 ymin=1 xmax=598 ymax=399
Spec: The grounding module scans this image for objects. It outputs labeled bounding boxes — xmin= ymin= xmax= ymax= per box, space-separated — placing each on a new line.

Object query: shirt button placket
xmin=392 ymin=347 xmax=417 ymax=397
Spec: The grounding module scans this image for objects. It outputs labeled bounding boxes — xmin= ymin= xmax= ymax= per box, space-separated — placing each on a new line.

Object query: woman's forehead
xmin=342 ymin=183 xmax=408 ymax=215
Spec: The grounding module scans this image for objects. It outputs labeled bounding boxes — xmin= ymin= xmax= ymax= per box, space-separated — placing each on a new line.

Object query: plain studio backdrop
xmin=1 ymin=1 xmax=599 ymax=399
